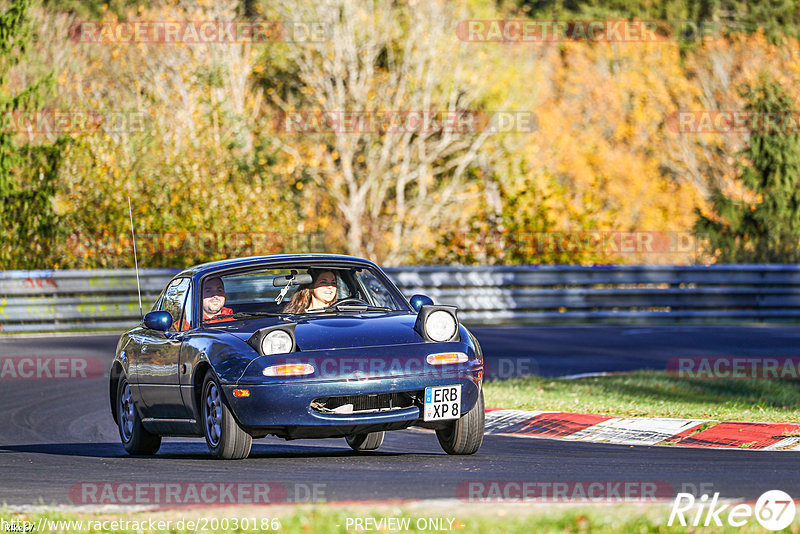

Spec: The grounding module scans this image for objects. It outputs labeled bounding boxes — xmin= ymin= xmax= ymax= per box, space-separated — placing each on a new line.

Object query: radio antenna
xmin=128 ymin=196 xmax=143 ymax=320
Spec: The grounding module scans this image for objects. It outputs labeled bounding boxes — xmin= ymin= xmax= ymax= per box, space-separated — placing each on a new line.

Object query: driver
xmin=203 ymin=277 xmax=235 ymax=323
xmin=283 ymin=269 xmax=338 ymax=313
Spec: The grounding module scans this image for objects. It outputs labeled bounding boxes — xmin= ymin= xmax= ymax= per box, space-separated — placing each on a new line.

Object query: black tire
xmin=346 ymin=431 xmax=385 ymax=451
xmin=436 ymin=389 xmax=484 ymax=455
xmin=116 ymin=374 xmax=161 ymax=455
xmin=202 ymin=373 xmax=252 ymax=459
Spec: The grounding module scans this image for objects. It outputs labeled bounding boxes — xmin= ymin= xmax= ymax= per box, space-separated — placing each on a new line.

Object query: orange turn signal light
xmin=263 ymin=363 xmax=315 ymax=377
xmin=233 ymin=389 xmax=250 ymax=397
xmin=426 ymin=352 xmax=468 ymax=365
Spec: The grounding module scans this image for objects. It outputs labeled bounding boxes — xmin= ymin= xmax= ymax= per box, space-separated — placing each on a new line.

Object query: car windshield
xmin=200 ymin=264 xmax=407 ymax=323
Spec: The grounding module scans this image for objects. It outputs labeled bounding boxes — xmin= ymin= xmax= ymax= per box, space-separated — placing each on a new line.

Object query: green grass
xmin=483 ymin=370 xmax=800 ymax=423
xmin=0 ymin=503 xmax=785 ymax=534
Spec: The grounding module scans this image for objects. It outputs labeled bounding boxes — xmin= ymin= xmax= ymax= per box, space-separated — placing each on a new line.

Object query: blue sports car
xmin=110 ymin=254 xmax=485 ymax=459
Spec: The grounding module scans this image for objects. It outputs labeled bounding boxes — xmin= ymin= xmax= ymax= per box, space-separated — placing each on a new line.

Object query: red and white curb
xmin=485 ymin=409 xmax=800 ymax=451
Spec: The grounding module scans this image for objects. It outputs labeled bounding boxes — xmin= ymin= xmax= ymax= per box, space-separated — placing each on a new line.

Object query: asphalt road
xmin=1 ymin=326 xmax=799 ymax=506
xmin=471 ymin=325 xmax=800 ymax=378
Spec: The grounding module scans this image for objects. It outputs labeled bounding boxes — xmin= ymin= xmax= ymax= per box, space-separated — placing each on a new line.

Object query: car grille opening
xmin=311 ymin=391 xmax=421 ymax=415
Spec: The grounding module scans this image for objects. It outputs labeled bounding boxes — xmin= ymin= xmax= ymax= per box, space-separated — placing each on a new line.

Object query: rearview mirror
xmin=273 ymin=272 xmax=313 ymax=287
xmin=144 ymin=310 xmax=173 ymax=332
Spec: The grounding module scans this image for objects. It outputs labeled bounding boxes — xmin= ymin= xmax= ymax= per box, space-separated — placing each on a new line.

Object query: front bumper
xmin=224 ymin=341 xmax=482 ymax=434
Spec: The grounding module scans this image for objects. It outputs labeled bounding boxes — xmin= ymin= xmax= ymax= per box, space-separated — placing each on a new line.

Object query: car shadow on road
xmin=0 ymin=442 xmax=412 ymax=459
xmin=0 ymin=442 xmax=122 ymax=458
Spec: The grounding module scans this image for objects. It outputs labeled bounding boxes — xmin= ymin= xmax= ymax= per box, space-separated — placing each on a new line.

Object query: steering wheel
xmin=332 ymin=297 xmax=370 ymax=307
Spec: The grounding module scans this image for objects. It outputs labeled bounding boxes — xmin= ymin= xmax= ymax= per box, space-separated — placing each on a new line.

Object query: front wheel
xmin=116 ymin=374 xmax=161 ymax=455
xmin=202 ymin=373 xmax=252 ymax=459
xmin=436 ymin=390 xmax=484 ymax=455
xmin=346 ymin=431 xmax=385 ymax=451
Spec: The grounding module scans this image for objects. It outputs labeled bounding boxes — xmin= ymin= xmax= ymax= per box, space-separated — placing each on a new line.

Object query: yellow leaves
xmin=38 ymin=0 xmax=800 ymax=267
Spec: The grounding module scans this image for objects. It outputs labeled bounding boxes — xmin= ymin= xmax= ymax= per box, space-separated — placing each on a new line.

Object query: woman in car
xmin=283 ymin=269 xmax=338 ymax=313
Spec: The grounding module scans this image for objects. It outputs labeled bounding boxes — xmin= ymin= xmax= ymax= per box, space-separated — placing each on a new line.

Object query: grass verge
xmin=483 ymin=370 xmax=800 ymax=423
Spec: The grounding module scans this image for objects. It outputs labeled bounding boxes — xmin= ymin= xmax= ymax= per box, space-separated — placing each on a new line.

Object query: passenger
xmin=203 ymin=276 xmax=235 ymax=323
xmin=283 ymin=269 xmax=338 ymax=313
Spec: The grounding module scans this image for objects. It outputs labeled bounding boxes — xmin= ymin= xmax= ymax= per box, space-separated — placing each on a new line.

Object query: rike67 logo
xmin=669 ymin=490 xmax=796 ymax=530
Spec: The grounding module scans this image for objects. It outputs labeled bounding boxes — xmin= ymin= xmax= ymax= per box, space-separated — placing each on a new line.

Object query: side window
xmin=336 ymin=273 xmax=352 ymax=300
xmin=355 ymin=270 xmax=394 ymax=308
xmin=161 ymin=278 xmax=191 ymax=332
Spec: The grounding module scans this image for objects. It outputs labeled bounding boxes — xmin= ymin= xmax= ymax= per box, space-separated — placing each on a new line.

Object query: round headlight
xmin=425 ymin=310 xmax=457 ymax=342
xmin=261 ymin=330 xmax=294 ymax=355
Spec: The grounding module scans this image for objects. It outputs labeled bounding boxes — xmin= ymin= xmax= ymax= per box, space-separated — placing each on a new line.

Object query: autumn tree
xmin=53 ymin=0 xmax=304 ymax=268
xmin=0 ymin=0 xmax=64 ymax=269
xmin=269 ymin=0 xmax=498 ymax=263
xmin=696 ymin=75 xmax=800 ymax=262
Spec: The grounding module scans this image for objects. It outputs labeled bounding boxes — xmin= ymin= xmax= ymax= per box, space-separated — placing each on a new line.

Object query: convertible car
xmin=110 ymin=254 xmax=484 ymax=459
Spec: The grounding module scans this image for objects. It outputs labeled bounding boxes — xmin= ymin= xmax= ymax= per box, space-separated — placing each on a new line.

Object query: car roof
xmin=174 ymin=254 xmax=381 ymax=279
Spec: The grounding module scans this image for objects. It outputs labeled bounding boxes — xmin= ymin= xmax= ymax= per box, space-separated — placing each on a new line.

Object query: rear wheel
xmin=436 ymin=390 xmax=484 ymax=455
xmin=202 ymin=373 xmax=252 ymax=459
xmin=116 ymin=374 xmax=161 ymax=455
xmin=346 ymin=431 xmax=385 ymax=451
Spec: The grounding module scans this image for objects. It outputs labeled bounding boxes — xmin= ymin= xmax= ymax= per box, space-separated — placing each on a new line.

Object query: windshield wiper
xmin=321 ymin=304 xmax=391 ymax=312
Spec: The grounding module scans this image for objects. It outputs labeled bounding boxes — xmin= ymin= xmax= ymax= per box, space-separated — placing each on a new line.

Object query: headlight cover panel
xmin=247 ymin=323 xmax=298 ymax=356
xmin=414 ymin=305 xmax=461 ymax=342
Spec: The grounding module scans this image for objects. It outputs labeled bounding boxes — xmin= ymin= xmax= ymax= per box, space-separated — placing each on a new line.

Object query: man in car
xmin=203 ymin=276 xmax=235 ymax=323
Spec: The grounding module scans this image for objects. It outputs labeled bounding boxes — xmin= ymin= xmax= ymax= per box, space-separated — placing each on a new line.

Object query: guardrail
xmin=386 ymin=265 xmax=800 ymax=324
xmin=1 ymin=265 xmax=800 ymax=332
xmin=0 ymin=269 xmax=179 ymax=332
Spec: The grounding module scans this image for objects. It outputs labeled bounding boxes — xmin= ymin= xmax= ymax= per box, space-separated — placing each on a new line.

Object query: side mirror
xmin=144 ymin=310 xmax=173 ymax=332
xmin=409 ymin=294 xmax=434 ymax=312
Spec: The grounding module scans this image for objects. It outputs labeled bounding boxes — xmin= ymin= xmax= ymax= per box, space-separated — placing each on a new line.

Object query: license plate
xmin=423 ymin=385 xmax=461 ymax=421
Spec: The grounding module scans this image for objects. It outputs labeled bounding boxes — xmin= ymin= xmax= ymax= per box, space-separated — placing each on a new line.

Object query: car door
xmin=137 ymin=277 xmax=191 ymax=420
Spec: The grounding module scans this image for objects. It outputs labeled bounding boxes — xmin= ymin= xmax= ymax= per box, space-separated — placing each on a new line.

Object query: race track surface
xmin=1 ymin=326 xmax=798 ymax=506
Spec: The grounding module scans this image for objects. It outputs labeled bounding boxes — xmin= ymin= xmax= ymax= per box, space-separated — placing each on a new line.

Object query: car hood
xmin=221 ymin=312 xmax=425 ymax=350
